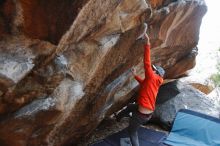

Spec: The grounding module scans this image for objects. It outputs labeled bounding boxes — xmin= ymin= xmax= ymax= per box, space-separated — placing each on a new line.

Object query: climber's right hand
xmin=131 ymin=67 xmax=136 ymax=76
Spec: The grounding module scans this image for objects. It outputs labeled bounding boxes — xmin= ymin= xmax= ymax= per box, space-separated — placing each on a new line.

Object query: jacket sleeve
xmin=144 ymin=44 xmax=154 ymax=78
xmin=134 ymin=75 xmax=144 ymax=84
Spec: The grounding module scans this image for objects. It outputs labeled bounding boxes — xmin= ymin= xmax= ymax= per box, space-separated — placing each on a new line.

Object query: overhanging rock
xmin=0 ymin=0 xmax=207 ymax=145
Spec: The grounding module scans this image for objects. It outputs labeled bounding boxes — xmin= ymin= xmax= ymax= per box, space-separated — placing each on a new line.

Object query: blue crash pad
xmin=90 ymin=127 xmax=167 ymax=146
xmin=164 ymin=109 xmax=220 ymax=146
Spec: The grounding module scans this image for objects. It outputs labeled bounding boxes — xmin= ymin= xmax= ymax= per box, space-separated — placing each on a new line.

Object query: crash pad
xmin=90 ymin=126 xmax=167 ymax=146
xmin=164 ymin=109 xmax=220 ymax=146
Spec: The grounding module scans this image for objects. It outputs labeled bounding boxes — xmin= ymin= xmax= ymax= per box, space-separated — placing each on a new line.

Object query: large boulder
xmin=153 ymin=80 xmax=220 ymax=130
xmin=0 ymin=0 xmax=207 ymax=145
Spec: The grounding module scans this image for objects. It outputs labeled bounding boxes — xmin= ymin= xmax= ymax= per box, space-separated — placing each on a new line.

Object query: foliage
xmin=211 ymin=74 xmax=220 ymax=87
xmin=210 ymin=47 xmax=220 ymax=87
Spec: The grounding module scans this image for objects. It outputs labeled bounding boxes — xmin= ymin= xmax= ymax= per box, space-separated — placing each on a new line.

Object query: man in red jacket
xmin=116 ymin=29 xmax=165 ymax=146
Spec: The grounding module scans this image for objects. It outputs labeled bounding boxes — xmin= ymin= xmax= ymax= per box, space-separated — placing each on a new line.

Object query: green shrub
xmin=210 ymin=47 xmax=220 ymax=87
xmin=211 ymin=74 xmax=220 ymax=87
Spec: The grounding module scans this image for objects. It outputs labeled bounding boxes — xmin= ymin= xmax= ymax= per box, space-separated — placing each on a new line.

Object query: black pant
xmin=117 ymin=103 xmax=152 ymax=146
xmin=116 ymin=103 xmax=138 ymax=119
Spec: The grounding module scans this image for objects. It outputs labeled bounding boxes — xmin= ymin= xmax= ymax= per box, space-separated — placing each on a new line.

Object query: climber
xmin=116 ymin=23 xmax=165 ymax=146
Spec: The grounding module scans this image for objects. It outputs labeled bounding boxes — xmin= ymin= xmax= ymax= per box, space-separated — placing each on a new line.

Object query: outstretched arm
xmin=131 ymin=67 xmax=143 ymax=84
xmin=144 ymin=33 xmax=154 ymax=77
xmin=145 ymin=33 xmax=150 ymax=46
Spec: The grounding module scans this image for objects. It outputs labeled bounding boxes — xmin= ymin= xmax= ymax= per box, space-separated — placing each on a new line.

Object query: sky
xmin=189 ymin=0 xmax=220 ymax=81
xmin=199 ymin=0 xmax=220 ymax=48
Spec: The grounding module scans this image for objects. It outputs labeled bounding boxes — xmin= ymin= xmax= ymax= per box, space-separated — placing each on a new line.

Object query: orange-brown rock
xmin=149 ymin=0 xmax=177 ymax=9
xmin=190 ymin=82 xmax=214 ymax=94
xmin=19 ymin=0 xmax=88 ymax=45
xmin=0 ymin=0 xmax=15 ymax=38
xmin=0 ymin=0 xmax=207 ymax=145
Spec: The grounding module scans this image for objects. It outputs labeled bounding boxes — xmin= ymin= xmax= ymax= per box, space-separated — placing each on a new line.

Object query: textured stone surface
xmin=0 ymin=0 xmax=207 ymax=145
xmin=180 ymin=75 xmax=215 ymax=94
xmin=148 ymin=0 xmax=207 ymax=78
xmin=19 ymin=0 xmax=89 ymax=45
xmin=190 ymin=82 xmax=214 ymax=94
xmin=153 ymin=81 xmax=220 ymax=130
xmin=0 ymin=36 xmax=55 ymax=114
xmin=0 ymin=0 xmax=15 ymax=38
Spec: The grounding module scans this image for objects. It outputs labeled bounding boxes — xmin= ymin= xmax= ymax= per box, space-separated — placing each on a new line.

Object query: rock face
xmin=0 ymin=0 xmax=207 ymax=145
xmin=153 ymin=81 xmax=220 ymax=130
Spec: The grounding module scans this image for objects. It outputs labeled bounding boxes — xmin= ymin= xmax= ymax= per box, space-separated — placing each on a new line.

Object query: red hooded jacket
xmin=134 ymin=44 xmax=163 ymax=111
